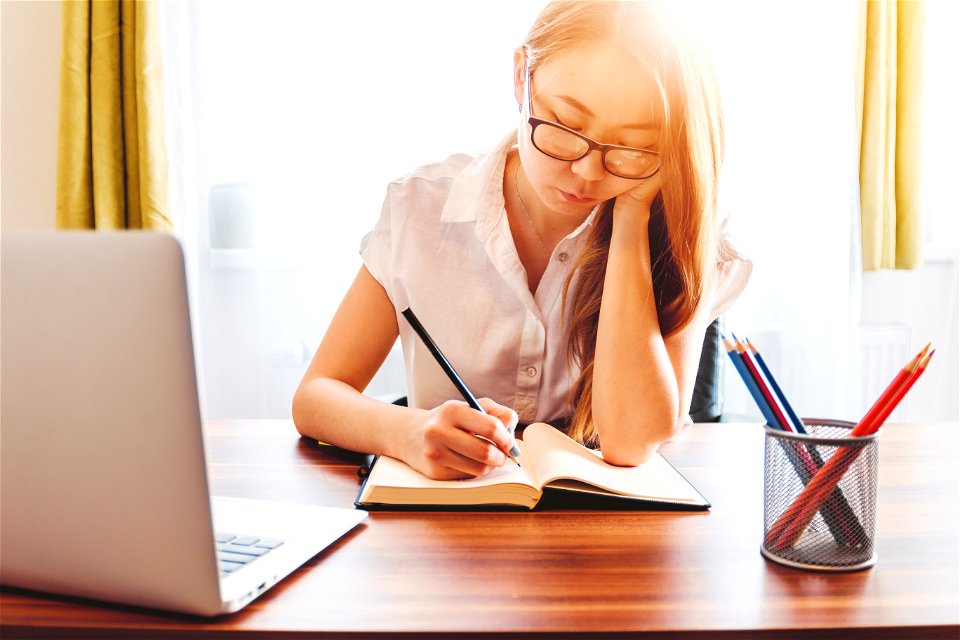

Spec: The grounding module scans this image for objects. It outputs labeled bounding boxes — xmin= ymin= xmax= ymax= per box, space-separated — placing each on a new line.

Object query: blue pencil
xmin=728 ymin=333 xmax=865 ymax=546
xmin=722 ymin=335 xmax=782 ymax=429
xmin=742 ymin=336 xmax=806 ymax=434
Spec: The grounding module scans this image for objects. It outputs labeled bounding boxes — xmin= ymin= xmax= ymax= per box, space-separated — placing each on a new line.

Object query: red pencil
xmin=863 ymin=347 xmax=934 ymax=433
xmin=735 ymin=339 xmax=791 ymax=431
xmin=849 ymin=343 xmax=930 ymax=437
xmin=765 ymin=345 xmax=934 ymax=550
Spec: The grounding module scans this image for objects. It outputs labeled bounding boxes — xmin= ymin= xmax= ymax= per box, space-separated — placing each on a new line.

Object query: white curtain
xmin=160 ymin=1 xmax=544 ymax=418
xmin=694 ymin=1 xmax=863 ymax=421
xmin=160 ymin=1 xmax=862 ymax=422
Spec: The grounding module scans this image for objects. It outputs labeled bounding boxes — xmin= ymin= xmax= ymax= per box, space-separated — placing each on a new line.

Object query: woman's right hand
xmin=400 ymin=398 xmax=519 ymax=480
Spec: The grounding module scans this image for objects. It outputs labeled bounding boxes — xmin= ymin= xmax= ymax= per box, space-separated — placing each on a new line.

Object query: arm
xmin=592 ymin=191 xmax=713 ymax=466
xmin=292 ymin=266 xmax=518 ymax=480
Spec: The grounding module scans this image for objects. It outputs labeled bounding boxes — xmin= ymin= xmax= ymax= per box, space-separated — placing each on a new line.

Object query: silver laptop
xmin=0 ymin=230 xmax=366 ymax=616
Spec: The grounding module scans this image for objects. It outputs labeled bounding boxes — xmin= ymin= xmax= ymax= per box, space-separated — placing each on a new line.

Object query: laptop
xmin=0 ymin=231 xmax=367 ymax=616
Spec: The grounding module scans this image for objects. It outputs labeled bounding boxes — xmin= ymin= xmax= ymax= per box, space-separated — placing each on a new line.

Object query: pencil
xmin=765 ymin=346 xmax=928 ymax=549
xmin=727 ymin=334 xmax=862 ymax=545
xmin=852 ymin=343 xmax=931 ymax=436
xmin=765 ymin=346 xmax=934 ymax=550
xmin=400 ymin=307 xmax=522 ymax=467
xmin=868 ymin=348 xmax=934 ymax=430
xmin=734 ymin=338 xmax=791 ymax=431
xmin=742 ymin=337 xmax=806 ymax=434
xmin=738 ymin=335 xmax=863 ymax=545
xmin=722 ymin=336 xmax=781 ymax=429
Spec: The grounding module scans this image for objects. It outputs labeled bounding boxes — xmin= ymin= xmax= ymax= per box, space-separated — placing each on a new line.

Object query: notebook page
xmin=523 ymin=423 xmax=703 ymax=504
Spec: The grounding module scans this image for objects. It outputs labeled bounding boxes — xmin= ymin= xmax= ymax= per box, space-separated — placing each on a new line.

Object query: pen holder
xmin=761 ymin=419 xmax=880 ymax=571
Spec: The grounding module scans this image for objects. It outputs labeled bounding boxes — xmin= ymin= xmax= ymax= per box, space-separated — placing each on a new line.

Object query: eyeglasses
xmin=523 ymin=64 xmax=661 ymax=180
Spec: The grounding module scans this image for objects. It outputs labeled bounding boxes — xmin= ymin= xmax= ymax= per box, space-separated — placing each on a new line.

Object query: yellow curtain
xmin=856 ymin=0 xmax=925 ymax=270
xmin=56 ymin=0 xmax=171 ymax=231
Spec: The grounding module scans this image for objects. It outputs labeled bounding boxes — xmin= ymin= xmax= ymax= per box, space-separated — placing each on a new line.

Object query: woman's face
xmin=515 ymin=42 xmax=662 ymax=220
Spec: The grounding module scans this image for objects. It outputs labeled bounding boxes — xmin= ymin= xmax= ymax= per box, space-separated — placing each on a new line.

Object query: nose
xmin=569 ymin=150 xmax=606 ymax=182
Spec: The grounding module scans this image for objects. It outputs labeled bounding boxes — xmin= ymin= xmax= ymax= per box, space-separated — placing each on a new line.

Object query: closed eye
xmin=550 ymin=114 xmax=583 ymax=133
xmin=620 ymin=145 xmax=658 ymax=155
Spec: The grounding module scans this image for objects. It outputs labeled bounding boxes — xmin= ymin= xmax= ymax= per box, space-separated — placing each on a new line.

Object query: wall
xmin=1 ymin=0 xmax=61 ymax=230
xmin=2 ymin=1 xmax=957 ymax=421
xmin=861 ymin=253 xmax=959 ymax=422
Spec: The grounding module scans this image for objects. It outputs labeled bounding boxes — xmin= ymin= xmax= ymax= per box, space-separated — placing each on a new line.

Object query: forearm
xmin=592 ymin=204 xmax=681 ymax=465
xmin=292 ymin=377 xmax=425 ymax=459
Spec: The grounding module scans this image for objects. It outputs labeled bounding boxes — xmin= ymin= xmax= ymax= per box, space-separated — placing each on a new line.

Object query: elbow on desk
xmin=597 ymin=425 xmax=667 ymax=466
xmin=600 ymin=441 xmax=658 ymax=467
xmin=593 ymin=388 xmax=682 ymax=467
xmin=596 ymin=416 xmax=680 ymax=467
xmin=290 ymin=385 xmax=316 ymax=439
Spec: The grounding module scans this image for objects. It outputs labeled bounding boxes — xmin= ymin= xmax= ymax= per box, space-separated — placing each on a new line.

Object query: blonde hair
xmin=522 ymin=1 xmax=732 ymax=446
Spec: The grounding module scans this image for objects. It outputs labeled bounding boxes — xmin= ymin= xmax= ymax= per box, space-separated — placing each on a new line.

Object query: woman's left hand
xmin=614 ymin=172 xmax=663 ymax=218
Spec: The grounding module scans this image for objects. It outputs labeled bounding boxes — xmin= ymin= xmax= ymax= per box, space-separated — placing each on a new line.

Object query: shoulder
xmin=382 ymin=133 xmax=515 ymax=229
xmin=387 ymin=153 xmax=476 ymax=199
xmin=378 ymin=152 xmax=479 ymax=236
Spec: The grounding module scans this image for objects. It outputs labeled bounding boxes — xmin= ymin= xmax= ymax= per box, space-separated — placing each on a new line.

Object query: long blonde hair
xmin=522 ymin=1 xmax=731 ymax=446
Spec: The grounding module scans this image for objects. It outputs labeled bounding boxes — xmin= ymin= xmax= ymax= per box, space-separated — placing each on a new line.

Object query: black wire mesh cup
xmin=761 ymin=419 xmax=880 ymax=571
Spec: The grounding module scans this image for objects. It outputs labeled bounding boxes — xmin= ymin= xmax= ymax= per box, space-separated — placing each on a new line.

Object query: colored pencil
xmin=741 ymin=335 xmax=863 ymax=544
xmin=765 ymin=346 xmax=934 ymax=550
xmin=725 ymin=334 xmax=861 ymax=545
xmin=852 ymin=343 xmax=931 ymax=436
xmin=765 ymin=346 xmax=930 ymax=549
xmin=742 ymin=337 xmax=806 ymax=434
xmin=722 ymin=336 xmax=781 ymax=428
xmin=735 ymin=338 xmax=792 ymax=431
xmin=868 ymin=348 xmax=934 ymax=429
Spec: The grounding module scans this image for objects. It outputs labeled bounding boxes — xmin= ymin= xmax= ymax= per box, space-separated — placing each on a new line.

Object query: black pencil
xmin=401 ymin=307 xmax=522 ymax=466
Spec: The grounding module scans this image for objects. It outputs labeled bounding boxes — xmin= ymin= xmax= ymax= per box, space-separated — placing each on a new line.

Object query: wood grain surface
xmin=2 ymin=420 xmax=957 ymax=639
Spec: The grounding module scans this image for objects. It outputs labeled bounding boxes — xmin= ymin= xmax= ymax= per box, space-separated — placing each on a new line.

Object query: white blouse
xmin=361 ymin=132 xmax=751 ymax=424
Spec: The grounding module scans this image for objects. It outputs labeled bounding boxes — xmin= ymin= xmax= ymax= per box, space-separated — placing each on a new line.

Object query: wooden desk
xmin=2 ymin=421 xmax=957 ymax=639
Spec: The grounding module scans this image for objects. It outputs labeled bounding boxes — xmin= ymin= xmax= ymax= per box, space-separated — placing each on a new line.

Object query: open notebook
xmin=357 ymin=422 xmax=709 ymax=510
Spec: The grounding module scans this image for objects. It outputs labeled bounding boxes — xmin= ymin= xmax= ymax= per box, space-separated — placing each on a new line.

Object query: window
xmin=164 ymin=1 xmax=916 ymax=422
xmin=163 ymin=2 xmax=545 ymax=417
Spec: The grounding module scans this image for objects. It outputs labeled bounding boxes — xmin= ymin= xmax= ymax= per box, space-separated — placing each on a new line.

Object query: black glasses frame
xmin=523 ymin=64 xmax=661 ymax=180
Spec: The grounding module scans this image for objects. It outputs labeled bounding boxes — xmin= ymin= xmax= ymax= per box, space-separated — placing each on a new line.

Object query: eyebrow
xmin=555 ymin=94 xmax=658 ymax=131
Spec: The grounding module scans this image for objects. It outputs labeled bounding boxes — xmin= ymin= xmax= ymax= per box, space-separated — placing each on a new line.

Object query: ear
xmin=513 ymin=47 xmax=526 ymax=109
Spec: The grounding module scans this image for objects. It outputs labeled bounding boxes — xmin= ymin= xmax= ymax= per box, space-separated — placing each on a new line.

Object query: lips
xmin=559 ymin=190 xmax=597 ymax=205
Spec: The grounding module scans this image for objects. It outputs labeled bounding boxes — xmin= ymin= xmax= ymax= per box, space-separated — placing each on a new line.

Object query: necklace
xmin=514 ymin=163 xmax=549 ymax=257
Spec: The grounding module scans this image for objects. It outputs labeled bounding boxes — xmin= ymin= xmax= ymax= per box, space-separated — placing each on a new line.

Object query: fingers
xmin=471 ymin=398 xmax=520 ymax=459
xmin=618 ymin=172 xmax=663 ymax=213
xmin=418 ymin=434 xmax=503 ymax=480
xmin=416 ymin=400 xmax=517 ymax=479
xmin=477 ymin=397 xmax=520 ymax=435
xmin=433 ymin=429 xmax=506 ymax=478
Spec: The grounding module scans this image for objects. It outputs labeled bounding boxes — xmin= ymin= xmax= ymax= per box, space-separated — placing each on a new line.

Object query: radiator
xmin=858 ymin=324 xmax=912 ymax=421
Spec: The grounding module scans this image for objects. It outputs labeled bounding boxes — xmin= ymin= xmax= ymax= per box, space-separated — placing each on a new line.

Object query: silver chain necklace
xmin=514 ymin=163 xmax=549 ymax=257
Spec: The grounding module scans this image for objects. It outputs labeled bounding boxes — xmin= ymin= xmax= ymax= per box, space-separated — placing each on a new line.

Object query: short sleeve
xmin=359 ymin=192 xmax=394 ymax=301
xmin=709 ymin=256 xmax=752 ymax=319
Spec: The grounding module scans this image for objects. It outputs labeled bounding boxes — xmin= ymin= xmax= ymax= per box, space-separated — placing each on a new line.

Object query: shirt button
xmin=526 ymin=367 xmax=538 ymax=377
xmin=558 ymin=252 xmax=568 ymax=262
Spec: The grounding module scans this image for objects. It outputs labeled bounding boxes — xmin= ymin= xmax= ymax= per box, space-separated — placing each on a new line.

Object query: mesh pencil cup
xmin=761 ymin=419 xmax=880 ymax=571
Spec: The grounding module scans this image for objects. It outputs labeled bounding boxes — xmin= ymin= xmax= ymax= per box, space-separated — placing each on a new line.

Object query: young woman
xmin=293 ymin=0 xmax=750 ymax=480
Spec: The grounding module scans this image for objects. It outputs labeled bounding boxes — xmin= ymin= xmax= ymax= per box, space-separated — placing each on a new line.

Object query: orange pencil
xmin=764 ymin=346 xmax=933 ymax=550
xmin=849 ymin=343 xmax=930 ymax=437
xmin=867 ymin=348 xmax=934 ymax=431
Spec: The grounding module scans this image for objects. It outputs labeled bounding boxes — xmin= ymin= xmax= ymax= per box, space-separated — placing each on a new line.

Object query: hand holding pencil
xmin=401 ymin=307 xmax=523 ymax=478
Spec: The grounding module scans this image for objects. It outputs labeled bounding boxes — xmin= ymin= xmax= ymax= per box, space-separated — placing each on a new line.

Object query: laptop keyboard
xmin=216 ymin=532 xmax=284 ymax=576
